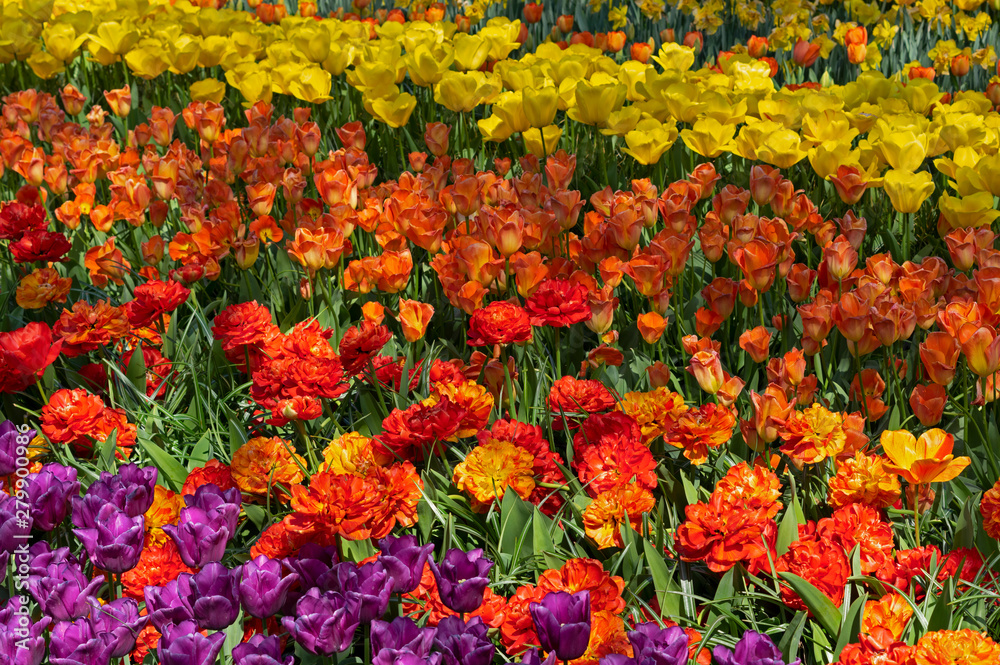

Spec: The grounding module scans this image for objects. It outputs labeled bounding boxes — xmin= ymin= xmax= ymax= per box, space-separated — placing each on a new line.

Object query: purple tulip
xmin=371 ymin=616 xmax=436 ymax=665
xmin=282 ymin=588 xmax=360 ymax=655
xmin=87 ymin=597 xmax=147 ymax=658
xmin=521 ymin=649 xmax=558 ymax=665
xmin=232 ymin=635 xmax=295 ymax=665
xmin=158 ymin=621 xmax=226 ymax=665
xmin=713 ymin=630 xmax=799 ymax=665
xmin=383 ymin=655 xmax=442 ymax=665
xmin=428 ymin=548 xmax=493 ymax=614
xmin=49 ymin=619 xmax=112 ymax=665
xmin=599 ymin=623 xmax=689 ymax=665
xmin=284 ymin=543 xmax=340 ymax=589
xmin=240 ymin=555 xmax=299 ymax=618
xmin=24 ymin=464 xmax=79 ymax=531
xmin=164 ymin=484 xmax=241 ymax=568
xmin=377 ymin=534 xmax=434 ymax=594
xmin=73 ymin=503 xmax=145 ymax=573
xmin=0 ymin=421 xmax=31 ymax=476
xmin=177 ymin=562 xmax=241 ymax=630
xmin=0 ymin=597 xmax=51 ymax=665
xmin=530 ymin=591 xmax=591 ymax=662
xmin=71 ymin=464 xmax=157 ymax=527
xmin=0 ymin=493 xmax=31 ymax=553
xmin=144 ymin=578 xmax=194 ymax=631
xmin=338 ymin=560 xmax=393 ymax=622
xmin=26 ymin=553 xmax=104 ymax=621
xmin=431 ymin=616 xmax=495 ymax=665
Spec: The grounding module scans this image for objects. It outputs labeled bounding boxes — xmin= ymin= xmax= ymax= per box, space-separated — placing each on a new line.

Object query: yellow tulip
xmin=478 ymin=114 xmax=516 ymax=142
xmin=225 ymin=63 xmax=272 ymax=105
xmin=734 ymin=119 xmax=784 ymax=161
xmin=523 ymin=85 xmax=558 ymax=128
xmin=479 ymin=18 xmax=521 ymax=61
xmin=1 ymin=17 xmax=42 ymax=61
xmin=567 ymin=80 xmax=626 ymax=127
xmin=938 ymin=192 xmax=1000 ymax=230
xmin=523 ymin=124 xmax=562 ymax=158
xmin=434 ymin=71 xmax=499 ymax=113
xmin=617 ymin=61 xmax=652 ymax=102
xmin=494 ymin=61 xmax=538 ymax=91
xmin=936 ymin=113 xmax=988 ymax=153
xmin=323 ymin=42 xmax=356 ymax=77
xmin=189 ymin=78 xmax=227 ymax=104
xmin=975 ymin=154 xmax=1000 ymax=197
xmin=166 ymin=34 xmax=202 ymax=75
xmin=197 ymin=35 xmax=228 ymax=68
xmin=757 ymin=96 xmax=803 ymax=129
xmin=680 ymin=117 xmax=736 ymax=158
xmin=661 ymin=82 xmax=706 ymax=124
xmin=882 ymin=169 xmax=935 ymax=214
xmin=493 ymin=91 xmax=530 ymax=134
xmin=288 ymin=66 xmax=332 ymax=103
xmin=27 ymin=50 xmax=63 ymax=78
xmin=453 ymin=33 xmax=490 ymax=71
xmin=880 ymin=429 xmax=970 ymax=485
xmin=600 ymin=106 xmax=642 ymax=137
xmin=755 ymin=128 xmax=809 ymax=169
xmin=349 ymin=61 xmax=398 ymax=93
xmin=369 ymin=92 xmax=417 ymax=129
xmin=899 ymin=78 xmax=945 ymax=115
xmin=878 ymin=131 xmax=931 ymax=172
xmin=651 ymin=43 xmax=695 ymax=72
xmin=87 ymin=20 xmax=140 ymax=65
xmin=289 ymin=21 xmax=330 ymax=63
xmin=808 ymin=141 xmax=860 ymax=180
xmin=405 ymin=42 xmax=454 ymax=87
xmin=125 ymin=43 xmax=170 ymax=80
xmin=800 ymin=110 xmax=858 ymax=146
xmin=42 ymin=22 xmax=87 ymax=62
xmin=551 ymin=57 xmax=589 ymax=85
xmin=622 ymin=120 xmax=678 ymax=165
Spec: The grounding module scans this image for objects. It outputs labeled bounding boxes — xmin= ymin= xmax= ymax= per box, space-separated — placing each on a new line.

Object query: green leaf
xmin=229 ymin=420 xmax=247 ymax=459
xmin=926 ymin=577 xmax=954 ymax=632
xmin=778 ymin=611 xmax=809 ymax=664
xmin=776 ymin=503 xmax=801 ymax=557
xmin=708 ymin=566 xmax=736 ymax=624
xmin=834 ymin=592 xmax=867 ymax=657
xmin=98 ymin=428 xmax=118 ymax=474
xmin=532 ymin=507 xmax=563 ymax=571
xmin=189 ymin=434 xmax=212 ymax=471
xmin=499 ymin=489 xmax=533 ymax=563
xmin=642 ymin=538 xmax=680 ymax=617
xmin=137 ymin=436 xmax=190 ymax=492
xmin=778 ymin=572 xmax=842 ymax=639
xmin=244 ymin=504 xmax=266 ymax=529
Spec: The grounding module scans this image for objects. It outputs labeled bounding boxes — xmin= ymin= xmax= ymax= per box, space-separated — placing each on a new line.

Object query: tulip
xmin=601 ymin=622 xmax=689 ymax=665
xmin=240 ymin=555 xmax=299 ymax=619
xmin=524 ymin=86 xmax=559 ymax=129
xmin=49 ymin=618 xmax=111 ymax=665
xmin=177 ymin=562 xmax=241 ymax=630
xmin=910 ymin=384 xmax=947 ymax=427
xmin=158 ymin=621 xmax=226 ymax=665
xmin=87 ymin=597 xmax=147 ymax=659
xmin=432 ymin=616 xmax=496 ymax=665
xmin=376 ymin=534 xmax=434 ymax=594
xmin=371 ymin=617 xmax=436 ymax=665
xmin=919 ymin=332 xmax=960 ymax=385
xmin=529 ymin=591 xmax=591 ymax=661
xmin=233 ymin=635 xmax=294 ymax=665
xmin=429 ymin=548 xmax=493 ymax=614
xmin=282 ymin=588 xmax=360 ymax=655
xmin=336 ymin=560 xmax=393 ymax=622
xmin=522 ymin=2 xmax=543 ymax=23
xmin=71 ymin=464 xmax=157 ymax=526
xmin=164 ymin=484 xmax=241 ymax=568
xmin=630 ymin=41 xmax=653 ymax=63
xmin=0 ymin=597 xmax=50 ymax=665
xmin=844 ymin=27 xmax=867 ymax=65
xmin=103 ymin=85 xmax=131 ymax=117
xmin=713 ymin=629 xmax=799 ymax=665
xmin=72 ymin=503 xmax=144 ymax=573
xmin=739 ymin=326 xmax=772 ymax=363
xmin=145 ymin=578 xmax=195 ymax=631
xmin=637 ymin=312 xmax=667 ymax=344
xmin=958 ymin=324 xmax=1000 ymax=376
xmin=791 ymin=39 xmax=820 ymax=67
xmin=883 ymin=169 xmax=935 ymax=214
xmin=950 ymin=54 xmax=970 ymax=77
xmin=0 ymin=421 xmax=30 ymax=476
xmin=521 ymin=649 xmax=557 ymax=665
xmin=688 ymin=350 xmax=724 ymax=394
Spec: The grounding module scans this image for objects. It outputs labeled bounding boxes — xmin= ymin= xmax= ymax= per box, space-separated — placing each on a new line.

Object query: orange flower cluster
xmin=143 ymin=485 xmax=184 ymax=548
xmin=912 ymin=629 xmax=1000 ymax=665
xmin=40 ymin=387 xmax=137 ymax=457
xmin=827 ymin=451 xmax=902 ymax=510
xmin=983 ymin=478 xmax=1000 ymax=540
xmin=231 ymin=436 xmax=307 ymax=499
xmin=675 ymin=462 xmax=782 ymax=573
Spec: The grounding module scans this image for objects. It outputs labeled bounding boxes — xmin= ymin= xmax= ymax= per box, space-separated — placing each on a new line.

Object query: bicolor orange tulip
xmin=397 ymin=298 xmax=434 ymax=343
xmin=880 ymin=428 xmax=970 ymax=485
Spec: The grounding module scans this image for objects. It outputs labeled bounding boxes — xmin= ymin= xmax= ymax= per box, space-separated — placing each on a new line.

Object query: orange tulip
xmin=958 ymin=324 xmax=1000 ymax=377
xmin=739 ymin=326 xmax=771 ymax=363
xmin=919 ymin=332 xmax=960 ymax=385
xmin=397 ymin=298 xmax=434 ymax=343
xmin=909 ymin=384 xmax=947 ymax=426
xmin=880 ymin=429 xmax=970 ymax=486
xmin=688 ymin=350 xmax=724 ymax=394
xmin=637 ymin=312 xmax=667 ymax=344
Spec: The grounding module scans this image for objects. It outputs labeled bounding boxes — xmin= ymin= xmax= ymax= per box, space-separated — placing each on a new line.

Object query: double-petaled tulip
xmin=72 ymin=503 xmax=144 ymax=573
xmin=240 ymin=555 xmax=299 ymax=618
xmin=429 ymin=548 xmax=493 ymax=614
xmin=282 ymin=589 xmax=360 ymax=655
xmin=158 ymin=621 xmax=226 ymax=665
xmin=530 ymin=591 xmax=592 ymax=661
xmin=376 ymin=534 xmax=434 ymax=594
xmin=432 ymin=616 xmax=496 ymax=665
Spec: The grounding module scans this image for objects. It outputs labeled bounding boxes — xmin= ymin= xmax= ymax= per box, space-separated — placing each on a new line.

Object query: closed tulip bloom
xmin=919 ymin=332 xmax=960 ymax=385
xmin=530 ymin=591 xmax=591 ymax=661
xmin=883 ymin=169 xmax=935 ymax=214
xmin=26 ymin=554 xmax=104 ymax=621
xmin=688 ymin=350 xmax=724 ymax=394
xmin=164 ymin=484 xmax=241 ymax=568
xmin=24 ymin=464 xmax=79 ymax=531
xmin=87 ymin=597 xmax=147 ymax=659
xmin=73 ymin=503 xmax=144 ymax=573
xmin=0 ymin=597 xmax=50 ymax=665
xmin=337 ymin=560 xmax=393 ymax=622
xmin=371 ymin=617 xmax=436 ymax=665
xmin=524 ymin=86 xmax=559 ymax=128
xmin=49 ymin=617 xmax=111 ymax=665
xmin=823 ymin=236 xmax=858 ymax=281
xmin=432 ymin=616 xmax=495 ymax=665
xmin=827 ymin=165 xmax=869 ymax=205
xmin=881 ymin=429 xmax=970 ymax=485
xmin=740 ymin=326 xmax=772 ymax=363
xmin=397 ymin=299 xmax=434 ymax=343
xmin=158 ymin=621 xmax=226 ymax=665
xmin=429 ymin=548 xmax=494 ymax=614
xmin=0 ymin=494 xmax=31 ymax=553
xmin=958 ymin=324 xmax=1000 ymax=376
xmin=240 ymin=555 xmax=299 ymax=618
xmin=376 ymin=534 xmax=434 ymax=594
xmin=601 ymin=622 xmax=689 ymax=665
xmin=910 ymin=384 xmax=948 ymax=427
xmin=233 ymin=635 xmax=294 ymax=665
xmin=71 ymin=464 xmax=157 ymax=525
xmin=144 ymin=578 xmax=194 ymax=631
xmin=178 ymin=563 xmax=241 ymax=630
xmin=282 ymin=588 xmax=360 ymax=655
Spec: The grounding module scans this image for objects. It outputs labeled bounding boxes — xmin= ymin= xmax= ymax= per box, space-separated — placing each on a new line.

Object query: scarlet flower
xmin=860 ymin=593 xmax=913 ymax=652
xmin=52 ymin=300 xmax=130 ymax=358
xmin=664 ymin=403 xmax=736 ymax=465
xmin=250 ymin=518 xmax=313 ymax=559
xmin=120 ymin=345 xmax=173 ymax=399
xmin=212 ymin=301 xmax=277 ymax=351
xmin=779 ymin=404 xmax=868 ymax=467
xmin=574 ymin=431 xmax=657 ymax=497
xmin=875 ymin=545 xmax=939 ymax=598
xmin=339 ymin=320 xmax=393 ymax=375
xmin=453 ymin=438 xmax=535 ymax=512
xmin=127 ymin=279 xmax=190 ymax=328
xmin=827 ymin=451 xmax=901 ymax=510
xmin=919 ymin=332 xmax=960 ymax=385
xmin=982 ymin=478 xmax=1000 ymax=540
xmin=182 ymin=459 xmax=238 ymax=496
xmin=777 ymin=535 xmax=849 ymax=610
xmin=675 ymin=493 xmax=771 ymax=572
xmin=9 ymin=229 xmax=72 ymax=263
xmin=0 ymin=201 xmax=47 ymax=240
xmin=583 ymin=484 xmax=655 ymax=549
xmin=739 ymin=326 xmax=772 ymax=363
xmin=619 ymin=387 xmax=688 ymax=444
xmin=121 ymin=539 xmax=194 ymax=599
xmin=817 ymin=503 xmax=894 ymax=574
xmin=548 ymin=376 xmax=616 ymax=417
xmin=0 ymin=321 xmax=62 ymax=393
xmin=714 ymin=461 xmax=783 ymax=517
xmin=287 ymin=471 xmax=383 ymax=542
xmin=912 ymin=629 xmax=1000 ymax=665
xmin=524 ymin=278 xmax=592 ymax=328
xmin=909 ymin=383 xmax=947 ymax=426
xmin=374 ymin=399 xmax=466 ymax=463
xmin=536 ymin=558 xmax=626 ymax=614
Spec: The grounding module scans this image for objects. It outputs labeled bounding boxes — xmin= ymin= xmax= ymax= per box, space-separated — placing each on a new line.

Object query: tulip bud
xmin=523 ymin=2 xmax=543 ymax=23
xmin=688 ymin=350 xmax=723 ymax=394
xmin=60 ymin=85 xmax=87 ymax=116
xmin=660 ymin=28 xmax=675 ymax=43
xmin=630 ymin=41 xmax=653 ymax=63
xmin=683 ymin=31 xmax=703 ymax=53
xmin=142 ymin=236 xmax=165 ymax=265
xmin=950 ymin=54 xmax=970 ymax=77
xmin=103 ymin=85 xmax=132 ymax=117
xmin=646 ymin=361 xmax=671 ymax=388
xmin=556 ymin=14 xmax=574 ymax=34
xmin=747 ymin=35 xmax=768 ymax=58
xmin=424 ymin=122 xmax=451 ymax=157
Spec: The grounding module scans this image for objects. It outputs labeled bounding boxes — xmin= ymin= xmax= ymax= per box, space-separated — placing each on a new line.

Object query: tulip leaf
xmin=499 ymin=489 xmax=533 ymax=563
xmin=926 ymin=577 xmax=954 ymax=632
xmin=229 ymin=420 xmax=247 ymax=459
xmin=778 ymin=572 xmax=842 ymax=639
xmin=125 ymin=343 xmax=147 ymax=396
xmin=98 ymin=428 xmax=117 ymax=474
xmin=953 ymin=493 xmax=978 ymax=550
xmin=223 ymin=611 xmax=244 ymax=660
xmin=779 ymin=611 xmax=809 ymax=664
xmin=243 ymin=504 xmax=265 ymax=530
xmin=532 ymin=507 xmax=563 ymax=572
xmin=776 ymin=503 xmax=800 ymax=557
xmin=834 ymin=592 xmax=867 ymax=658
xmin=137 ymin=435 xmax=191 ymax=492
xmin=642 ymin=538 xmax=680 ymax=617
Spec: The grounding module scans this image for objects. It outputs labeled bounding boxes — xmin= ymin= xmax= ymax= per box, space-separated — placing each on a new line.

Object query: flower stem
xmin=913 ymin=483 xmax=921 ymax=548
